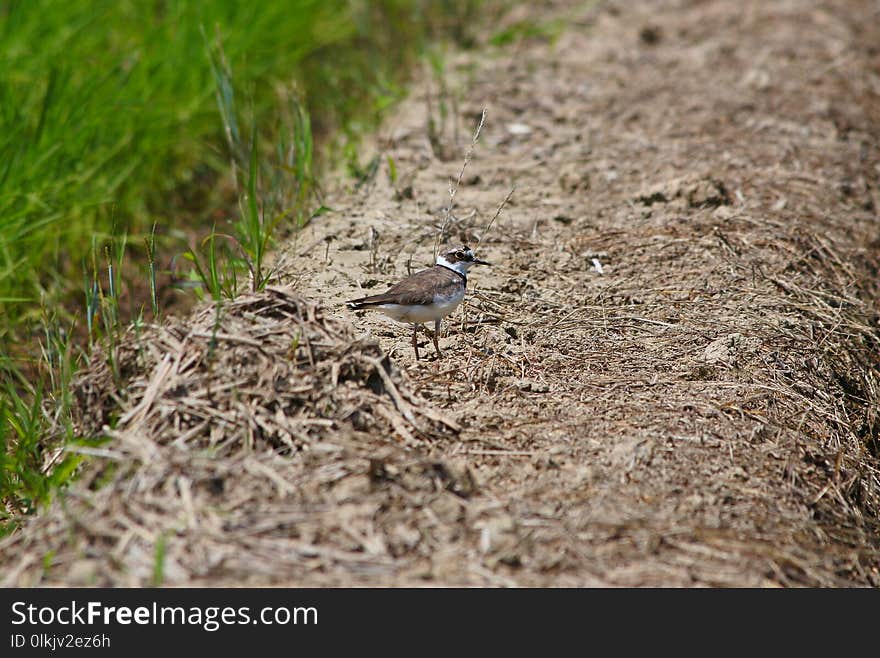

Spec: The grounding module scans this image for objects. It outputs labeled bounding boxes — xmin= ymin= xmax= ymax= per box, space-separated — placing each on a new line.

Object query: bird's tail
xmin=346 ymin=295 xmax=392 ymax=310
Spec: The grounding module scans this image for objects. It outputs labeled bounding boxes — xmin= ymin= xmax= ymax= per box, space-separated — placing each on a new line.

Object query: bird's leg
xmin=412 ymin=324 xmax=420 ymax=361
xmin=432 ymin=319 xmax=442 ymax=359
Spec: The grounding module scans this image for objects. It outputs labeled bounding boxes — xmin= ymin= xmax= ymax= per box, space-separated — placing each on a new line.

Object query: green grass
xmin=0 ymin=0 xmax=483 ymax=342
xmin=153 ymin=533 xmax=167 ymax=586
xmin=0 ymin=0 xmax=491 ymax=533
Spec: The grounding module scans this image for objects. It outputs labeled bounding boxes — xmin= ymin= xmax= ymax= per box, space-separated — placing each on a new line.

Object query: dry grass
xmin=2 ymin=289 xmax=476 ymax=586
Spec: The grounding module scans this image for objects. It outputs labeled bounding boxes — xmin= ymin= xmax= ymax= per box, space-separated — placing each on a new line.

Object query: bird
xmin=346 ymin=244 xmax=490 ymax=360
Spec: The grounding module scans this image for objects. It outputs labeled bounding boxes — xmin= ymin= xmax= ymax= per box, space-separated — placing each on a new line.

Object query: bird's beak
xmin=473 ymin=257 xmax=491 ymax=266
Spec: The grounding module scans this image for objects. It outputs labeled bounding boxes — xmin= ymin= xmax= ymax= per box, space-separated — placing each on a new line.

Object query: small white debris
xmin=507 ymin=122 xmax=533 ymax=136
xmin=591 ymin=257 xmax=604 ymax=275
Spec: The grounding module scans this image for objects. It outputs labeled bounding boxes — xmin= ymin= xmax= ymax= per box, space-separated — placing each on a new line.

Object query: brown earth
xmin=3 ymin=0 xmax=880 ymax=586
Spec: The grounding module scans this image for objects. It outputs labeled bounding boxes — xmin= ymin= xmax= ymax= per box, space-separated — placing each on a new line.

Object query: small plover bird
xmin=346 ymin=244 xmax=490 ymax=360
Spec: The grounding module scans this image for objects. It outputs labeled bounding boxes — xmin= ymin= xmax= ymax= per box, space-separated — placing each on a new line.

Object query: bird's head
xmin=436 ymin=245 xmax=491 ymax=276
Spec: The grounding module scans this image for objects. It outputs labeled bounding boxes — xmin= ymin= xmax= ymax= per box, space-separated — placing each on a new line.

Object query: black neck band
xmin=437 ymin=263 xmax=467 ymax=283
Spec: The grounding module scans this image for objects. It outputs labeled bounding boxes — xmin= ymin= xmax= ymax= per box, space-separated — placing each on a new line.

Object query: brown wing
xmin=347 ymin=266 xmax=462 ymax=307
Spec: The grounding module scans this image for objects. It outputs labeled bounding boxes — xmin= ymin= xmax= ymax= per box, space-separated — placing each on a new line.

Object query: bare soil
xmin=3 ymin=0 xmax=880 ymax=587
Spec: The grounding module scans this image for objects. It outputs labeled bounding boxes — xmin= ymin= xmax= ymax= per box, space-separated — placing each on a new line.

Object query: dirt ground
xmin=3 ymin=0 xmax=880 ymax=587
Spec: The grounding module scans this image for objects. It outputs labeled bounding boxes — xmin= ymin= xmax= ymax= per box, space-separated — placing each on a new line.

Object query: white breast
xmin=376 ymin=286 xmax=465 ymax=324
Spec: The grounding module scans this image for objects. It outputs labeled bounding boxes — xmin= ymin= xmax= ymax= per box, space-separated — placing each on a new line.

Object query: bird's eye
xmin=455 ymin=251 xmax=465 ymax=259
